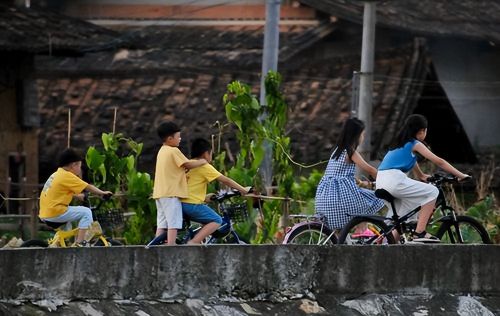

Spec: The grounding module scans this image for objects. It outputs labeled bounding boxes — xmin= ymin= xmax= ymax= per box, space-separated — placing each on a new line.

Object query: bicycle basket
xmin=94 ymin=209 xmax=124 ymax=230
xmin=226 ymin=203 xmax=249 ymax=223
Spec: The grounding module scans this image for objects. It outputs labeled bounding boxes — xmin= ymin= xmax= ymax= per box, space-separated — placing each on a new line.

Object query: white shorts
xmin=376 ymin=169 xmax=439 ymax=220
xmin=155 ymin=197 xmax=183 ymax=229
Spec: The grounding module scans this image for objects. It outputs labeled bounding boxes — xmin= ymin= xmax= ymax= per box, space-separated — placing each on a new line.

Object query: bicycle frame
xmin=47 ymin=221 xmax=110 ymax=247
xmin=370 ymin=174 xmax=473 ymax=244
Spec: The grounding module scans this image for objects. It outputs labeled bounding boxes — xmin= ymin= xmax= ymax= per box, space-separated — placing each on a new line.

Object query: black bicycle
xmin=338 ymin=174 xmax=491 ymax=245
xmin=146 ymin=189 xmax=250 ymax=246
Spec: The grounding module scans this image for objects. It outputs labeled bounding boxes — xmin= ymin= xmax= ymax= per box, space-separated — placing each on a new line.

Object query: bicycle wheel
xmin=207 ymin=231 xmax=248 ymax=244
xmin=338 ymin=216 xmax=396 ymax=245
xmin=94 ymin=237 xmax=123 ymax=246
xmin=284 ymin=222 xmax=337 ymax=245
xmin=20 ymin=239 xmax=49 ymax=248
xmin=436 ymin=215 xmax=491 ymax=244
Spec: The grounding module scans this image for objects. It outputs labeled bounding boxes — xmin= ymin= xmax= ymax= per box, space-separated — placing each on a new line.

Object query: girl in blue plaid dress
xmin=315 ymin=118 xmax=384 ymax=230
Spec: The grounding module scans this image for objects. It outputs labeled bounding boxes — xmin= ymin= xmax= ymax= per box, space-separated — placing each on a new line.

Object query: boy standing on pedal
xmin=181 ymin=138 xmax=249 ymax=244
xmin=39 ymin=148 xmax=112 ymax=247
xmin=152 ymin=122 xmax=207 ymax=245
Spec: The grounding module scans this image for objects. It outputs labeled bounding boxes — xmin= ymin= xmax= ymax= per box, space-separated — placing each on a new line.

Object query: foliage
xmin=466 ymin=195 xmax=500 ymax=243
xmin=220 ymin=71 xmax=300 ymax=243
xmin=291 ymin=169 xmax=324 ymax=214
xmin=85 ymin=133 xmax=155 ymax=244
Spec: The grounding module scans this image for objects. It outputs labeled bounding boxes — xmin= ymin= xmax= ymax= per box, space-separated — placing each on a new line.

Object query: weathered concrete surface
xmin=2 ymin=294 xmax=500 ymax=315
xmin=1 ymin=245 xmax=500 ymax=314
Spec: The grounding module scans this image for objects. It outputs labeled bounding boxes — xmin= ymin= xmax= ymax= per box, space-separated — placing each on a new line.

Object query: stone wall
xmin=1 ymin=245 xmax=499 ymax=301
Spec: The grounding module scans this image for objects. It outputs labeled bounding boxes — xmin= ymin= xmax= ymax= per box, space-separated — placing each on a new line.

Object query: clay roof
xmin=0 ymin=4 xmax=121 ymax=54
xmin=300 ymin=0 xmax=500 ymax=43
xmin=36 ymin=25 xmax=428 ymax=174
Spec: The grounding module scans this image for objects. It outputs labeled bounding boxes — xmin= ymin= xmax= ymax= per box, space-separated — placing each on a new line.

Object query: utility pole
xmin=357 ymin=1 xmax=377 ymax=160
xmin=260 ymin=0 xmax=281 ymax=193
xmin=260 ymin=0 xmax=281 ymax=105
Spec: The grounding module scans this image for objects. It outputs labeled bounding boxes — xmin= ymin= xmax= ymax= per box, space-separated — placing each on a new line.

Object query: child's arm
xmin=413 ymin=143 xmax=469 ymax=180
xmin=85 ymin=184 xmax=113 ymax=197
xmin=182 ymin=159 xmax=207 ymax=170
xmin=412 ymin=163 xmax=431 ymax=182
xmin=216 ymin=175 xmax=249 ymax=195
xmin=351 ymin=151 xmax=378 ymax=179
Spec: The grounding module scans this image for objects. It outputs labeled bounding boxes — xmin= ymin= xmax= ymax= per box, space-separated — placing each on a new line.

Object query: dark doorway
xmin=8 ymin=149 xmax=26 ymax=213
xmin=413 ymin=65 xmax=476 ymax=163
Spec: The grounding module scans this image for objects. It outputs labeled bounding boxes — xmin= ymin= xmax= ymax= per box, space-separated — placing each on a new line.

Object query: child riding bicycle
xmin=376 ymin=114 xmax=469 ymax=242
xmin=39 ymin=148 xmax=113 ymax=247
xmin=315 ymin=118 xmax=384 ymax=232
xmin=181 ymin=138 xmax=250 ymax=244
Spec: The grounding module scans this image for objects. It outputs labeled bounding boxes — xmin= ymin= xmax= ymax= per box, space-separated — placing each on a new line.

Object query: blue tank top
xmin=378 ymin=139 xmax=418 ymax=172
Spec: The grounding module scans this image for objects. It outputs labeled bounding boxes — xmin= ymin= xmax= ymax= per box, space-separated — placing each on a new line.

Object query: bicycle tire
xmin=208 ymin=231 xmax=249 ymax=244
xmin=284 ymin=222 xmax=337 ymax=245
xmin=338 ymin=216 xmax=396 ymax=245
xmin=94 ymin=237 xmax=123 ymax=246
xmin=20 ymin=239 xmax=49 ymax=248
xmin=436 ymin=215 xmax=491 ymax=244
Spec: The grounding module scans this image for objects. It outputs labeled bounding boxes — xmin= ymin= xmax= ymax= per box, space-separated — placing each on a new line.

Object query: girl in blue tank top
xmin=376 ymin=114 xmax=469 ymax=242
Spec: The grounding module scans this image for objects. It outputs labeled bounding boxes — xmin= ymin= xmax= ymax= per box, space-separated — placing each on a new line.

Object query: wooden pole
xmin=67 ymin=108 xmax=71 ymax=148
xmin=112 ymin=107 xmax=117 ymax=134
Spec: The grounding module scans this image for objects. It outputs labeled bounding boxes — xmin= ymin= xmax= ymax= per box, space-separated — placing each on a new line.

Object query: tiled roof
xmin=36 ymin=23 xmax=335 ymax=73
xmin=300 ymin=0 xmax=500 ymax=43
xmin=36 ymin=26 xmax=428 ymax=174
xmin=0 ymin=4 xmax=121 ymax=54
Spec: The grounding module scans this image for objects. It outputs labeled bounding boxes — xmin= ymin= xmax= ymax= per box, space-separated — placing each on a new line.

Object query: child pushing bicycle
xmin=39 ymin=148 xmax=112 ymax=247
xmin=181 ymin=138 xmax=250 ymax=244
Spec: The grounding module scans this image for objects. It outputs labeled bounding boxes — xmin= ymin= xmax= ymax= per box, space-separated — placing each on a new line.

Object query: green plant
xmin=466 ymin=195 xmax=500 ymax=243
xmin=85 ymin=133 xmax=155 ymax=244
xmin=220 ymin=71 xmax=298 ymax=243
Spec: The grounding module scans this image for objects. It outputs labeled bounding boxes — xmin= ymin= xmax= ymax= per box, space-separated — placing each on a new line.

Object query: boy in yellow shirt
xmin=152 ymin=122 xmax=207 ymax=245
xmin=39 ymin=148 xmax=112 ymax=246
xmin=181 ymin=138 xmax=249 ymax=244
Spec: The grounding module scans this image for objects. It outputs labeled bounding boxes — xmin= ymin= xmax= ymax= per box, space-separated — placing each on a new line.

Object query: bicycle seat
xmin=374 ymin=189 xmax=395 ymax=203
xmin=42 ymin=220 xmax=66 ymax=229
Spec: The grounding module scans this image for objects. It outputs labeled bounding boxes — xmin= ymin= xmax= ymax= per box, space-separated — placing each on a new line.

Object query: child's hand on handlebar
xmin=458 ymin=174 xmax=471 ymax=182
xmin=101 ymin=191 xmax=113 ymax=200
xmin=240 ymin=186 xmax=253 ymax=195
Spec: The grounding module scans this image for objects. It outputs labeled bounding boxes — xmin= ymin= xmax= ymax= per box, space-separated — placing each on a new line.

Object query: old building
xmin=0 ymin=3 xmax=119 ymax=211
xmin=34 ymin=0 xmax=497 ymax=180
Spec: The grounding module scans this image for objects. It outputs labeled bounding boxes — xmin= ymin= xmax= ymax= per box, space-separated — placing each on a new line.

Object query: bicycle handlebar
xmin=210 ymin=187 xmax=253 ymax=203
xmin=427 ymin=173 xmax=472 ymax=186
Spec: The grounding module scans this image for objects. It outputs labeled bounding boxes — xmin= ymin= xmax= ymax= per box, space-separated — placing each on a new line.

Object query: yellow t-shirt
xmin=39 ymin=168 xmax=88 ymax=218
xmin=152 ymin=145 xmax=189 ymax=199
xmin=181 ymin=163 xmax=222 ymax=204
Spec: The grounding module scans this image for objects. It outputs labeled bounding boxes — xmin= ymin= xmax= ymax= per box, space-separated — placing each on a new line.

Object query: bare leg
xmin=188 ymin=222 xmax=220 ymax=244
xmin=76 ymin=228 xmax=88 ymax=243
xmin=415 ymin=199 xmax=436 ymax=234
xmin=166 ymin=228 xmax=178 ymax=246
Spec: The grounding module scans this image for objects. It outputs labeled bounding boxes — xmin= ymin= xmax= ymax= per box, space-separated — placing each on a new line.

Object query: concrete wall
xmin=430 ymin=38 xmax=500 ymax=148
xmin=1 ymin=245 xmax=499 ymax=301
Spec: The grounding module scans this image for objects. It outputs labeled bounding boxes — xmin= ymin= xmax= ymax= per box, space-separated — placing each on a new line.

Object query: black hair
xmin=391 ymin=114 xmax=428 ymax=149
xmin=157 ymin=121 xmax=181 ymax=141
xmin=332 ymin=117 xmax=365 ymax=160
xmin=58 ymin=148 xmax=83 ymax=167
xmin=191 ymin=138 xmax=212 ymax=158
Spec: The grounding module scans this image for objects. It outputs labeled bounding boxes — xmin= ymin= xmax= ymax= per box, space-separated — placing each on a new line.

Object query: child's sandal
xmin=411 ymin=230 xmax=440 ymax=243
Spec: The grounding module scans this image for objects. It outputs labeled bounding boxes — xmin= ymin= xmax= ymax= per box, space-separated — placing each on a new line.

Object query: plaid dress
xmin=315 ymin=149 xmax=384 ymax=230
